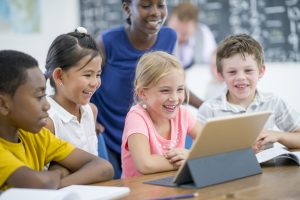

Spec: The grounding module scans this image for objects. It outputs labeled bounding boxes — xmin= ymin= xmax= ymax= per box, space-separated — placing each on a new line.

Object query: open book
xmin=0 ymin=185 xmax=130 ymax=200
xmin=256 ymin=147 xmax=300 ymax=165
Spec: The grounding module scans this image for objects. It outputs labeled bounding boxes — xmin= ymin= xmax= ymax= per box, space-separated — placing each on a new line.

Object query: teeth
xmin=148 ymin=20 xmax=161 ymax=26
xmin=165 ymin=105 xmax=176 ymax=109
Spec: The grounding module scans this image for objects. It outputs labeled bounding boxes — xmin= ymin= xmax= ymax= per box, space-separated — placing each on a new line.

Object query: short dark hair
xmin=0 ymin=50 xmax=38 ymax=96
xmin=216 ymin=33 xmax=264 ymax=73
xmin=45 ymin=28 xmax=100 ymax=90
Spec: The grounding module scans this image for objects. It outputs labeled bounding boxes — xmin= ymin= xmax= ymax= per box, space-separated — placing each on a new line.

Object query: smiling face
xmin=220 ymin=53 xmax=265 ymax=107
xmin=55 ymin=55 xmax=102 ymax=107
xmin=125 ymin=0 xmax=167 ymax=36
xmin=140 ymin=69 xmax=185 ymax=123
xmin=7 ymin=67 xmax=50 ymax=133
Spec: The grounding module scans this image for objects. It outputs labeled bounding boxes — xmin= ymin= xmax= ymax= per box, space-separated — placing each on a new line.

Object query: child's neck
xmin=0 ymin=123 xmax=19 ymax=143
xmin=52 ymin=95 xmax=82 ymax=122
xmin=226 ymin=92 xmax=256 ymax=109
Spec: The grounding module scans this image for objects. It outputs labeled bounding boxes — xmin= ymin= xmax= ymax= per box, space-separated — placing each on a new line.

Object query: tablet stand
xmin=144 ymin=148 xmax=261 ymax=189
xmin=175 ymin=148 xmax=261 ymax=188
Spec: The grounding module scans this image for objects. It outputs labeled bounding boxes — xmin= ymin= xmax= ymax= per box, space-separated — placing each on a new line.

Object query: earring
xmin=141 ymin=102 xmax=147 ymax=109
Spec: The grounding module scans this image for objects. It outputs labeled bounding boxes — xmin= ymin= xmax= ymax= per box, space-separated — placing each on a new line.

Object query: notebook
xmin=145 ymin=111 xmax=271 ymax=188
xmin=0 ymin=185 xmax=130 ymax=200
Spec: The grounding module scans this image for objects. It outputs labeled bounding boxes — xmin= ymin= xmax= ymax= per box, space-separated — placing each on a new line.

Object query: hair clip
xmin=75 ymin=26 xmax=88 ymax=35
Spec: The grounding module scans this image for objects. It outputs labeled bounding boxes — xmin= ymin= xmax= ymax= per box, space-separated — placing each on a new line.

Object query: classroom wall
xmin=0 ymin=0 xmax=80 ymax=73
xmin=1 ymin=1 xmax=299 ymax=113
xmin=186 ymin=63 xmax=300 ymax=113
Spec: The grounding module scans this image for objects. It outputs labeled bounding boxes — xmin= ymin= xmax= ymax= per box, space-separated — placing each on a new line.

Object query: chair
xmin=97 ymin=133 xmax=109 ymax=160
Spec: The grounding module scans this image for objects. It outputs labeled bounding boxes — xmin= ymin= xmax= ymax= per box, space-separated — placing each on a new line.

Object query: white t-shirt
xmin=47 ymin=97 xmax=98 ymax=156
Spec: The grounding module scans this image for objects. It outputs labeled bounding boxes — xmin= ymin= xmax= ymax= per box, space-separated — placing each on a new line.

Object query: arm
xmin=127 ymin=133 xmax=177 ymax=175
xmin=56 ymin=148 xmax=114 ymax=188
xmin=6 ymin=166 xmax=63 ymax=189
xmin=6 ymin=148 xmax=113 ymax=189
xmin=164 ymin=121 xmax=202 ymax=166
xmin=188 ymin=90 xmax=203 ymax=108
xmin=89 ymin=102 xmax=104 ymax=133
xmin=255 ymin=128 xmax=300 ymax=151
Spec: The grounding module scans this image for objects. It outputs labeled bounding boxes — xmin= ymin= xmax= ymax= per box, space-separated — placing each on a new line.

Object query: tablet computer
xmin=173 ymin=111 xmax=271 ymax=185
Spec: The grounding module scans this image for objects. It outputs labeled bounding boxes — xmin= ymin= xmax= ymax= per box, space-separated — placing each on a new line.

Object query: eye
xmin=177 ymin=88 xmax=185 ymax=93
xmin=141 ymin=3 xmax=151 ymax=8
xmin=245 ymin=69 xmax=254 ymax=73
xmin=158 ymin=3 xmax=166 ymax=8
xmin=160 ymin=89 xmax=169 ymax=94
xmin=227 ymin=70 xmax=236 ymax=75
xmin=83 ymin=74 xmax=92 ymax=77
xmin=37 ymin=94 xmax=46 ymax=101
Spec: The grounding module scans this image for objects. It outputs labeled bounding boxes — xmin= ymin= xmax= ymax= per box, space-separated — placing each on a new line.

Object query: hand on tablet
xmin=164 ymin=148 xmax=189 ymax=166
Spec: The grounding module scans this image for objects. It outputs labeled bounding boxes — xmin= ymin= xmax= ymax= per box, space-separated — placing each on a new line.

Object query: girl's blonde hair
xmin=134 ymin=51 xmax=186 ymax=103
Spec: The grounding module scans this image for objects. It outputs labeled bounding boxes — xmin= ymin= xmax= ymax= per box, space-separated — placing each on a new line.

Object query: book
xmin=256 ymin=146 xmax=300 ymax=165
xmin=0 ymin=185 xmax=130 ymax=200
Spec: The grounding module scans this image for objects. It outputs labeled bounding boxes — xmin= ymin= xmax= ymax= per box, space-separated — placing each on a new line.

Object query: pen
xmin=148 ymin=192 xmax=199 ymax=200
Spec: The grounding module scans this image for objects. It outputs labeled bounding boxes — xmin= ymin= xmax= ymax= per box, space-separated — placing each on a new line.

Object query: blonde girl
xmin=121 ymin=51 xmax=202 ymax=178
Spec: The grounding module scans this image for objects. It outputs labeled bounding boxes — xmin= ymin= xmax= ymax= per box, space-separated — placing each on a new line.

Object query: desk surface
xmin=95 ymin=159 xmax=300 ymax=199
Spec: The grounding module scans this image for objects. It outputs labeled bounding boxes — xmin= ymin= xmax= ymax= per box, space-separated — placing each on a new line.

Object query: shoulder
xmin=198 ymin=23 xmax=214 ymax=34
xmin=158 ymin=26 xmax=176 ymax=38
xmin=258 ymin=91 xmax=285 ymax=105
xmin=197 ymin=95 xmax=224 ymax=122
xmin=126 ymin=104 xmax=146 ymax=120
xmin=18 ymin=128 xmax=54 ymax=144
xmin=88 ymin=103 xmax=98 ymax=118
xmin=101 ymin=26 xmax=125 ymax=40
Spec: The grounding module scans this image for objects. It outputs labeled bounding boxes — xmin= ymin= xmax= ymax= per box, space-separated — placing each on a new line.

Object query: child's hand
xmin=96 ymin=122 xmax=105 ymax=134
xmin=164 ymin=148 xmax=189 ymax=167
xmin=48 ymin=162 xmax=70 ymax=178
xmin=254 ymin=130 xmax=279 ymax=152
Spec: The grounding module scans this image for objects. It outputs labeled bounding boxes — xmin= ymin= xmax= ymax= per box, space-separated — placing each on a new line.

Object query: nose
xmin=168 ymin=93 xmax=178 ymax=102
xmin=236 ymin=71 xmax=246 ymax=80
xmin=91 ymin=76 xmax=101 ymax=89
xmin=43 ymin=98 xmax=51 ymax=112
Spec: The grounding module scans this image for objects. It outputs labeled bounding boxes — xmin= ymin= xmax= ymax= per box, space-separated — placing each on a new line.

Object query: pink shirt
xmin=121 ymin=104 xmax=196 ymax=178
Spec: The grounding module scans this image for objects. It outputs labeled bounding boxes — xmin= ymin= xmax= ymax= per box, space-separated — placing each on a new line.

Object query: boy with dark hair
xmin=0 ymin=50 xmax=113 ymax=191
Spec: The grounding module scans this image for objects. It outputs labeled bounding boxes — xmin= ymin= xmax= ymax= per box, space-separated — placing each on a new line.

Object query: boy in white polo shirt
xmin=197 ymin=33 xmax=300 ymax=152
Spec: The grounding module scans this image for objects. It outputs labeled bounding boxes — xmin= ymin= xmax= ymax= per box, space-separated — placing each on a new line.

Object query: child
xmin=121 ymin=51 xmax=202 ymax=178
xmin=44 ymin=27 xmax=101 ymax=157
xmin=197 ymin=33 xmax=300 ymax=152
xmin=0 ymin=50 xmax=113 ymax=190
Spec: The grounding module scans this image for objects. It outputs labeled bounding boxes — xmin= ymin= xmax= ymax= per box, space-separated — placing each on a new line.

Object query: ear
xmin=217 ymin=71 xmax=225 ymax=81
xmin=52 ymin=68 xmax=64 ymax=86
xmin=0 ymin=94 xmax=10 ymax=116
xmin=259 ymin=64 xmax=266 ymax=80
xmin=136 ymin=88 xmax=147 ymax=101
xmin=122 ymin=1 xmax=131 ymax=18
